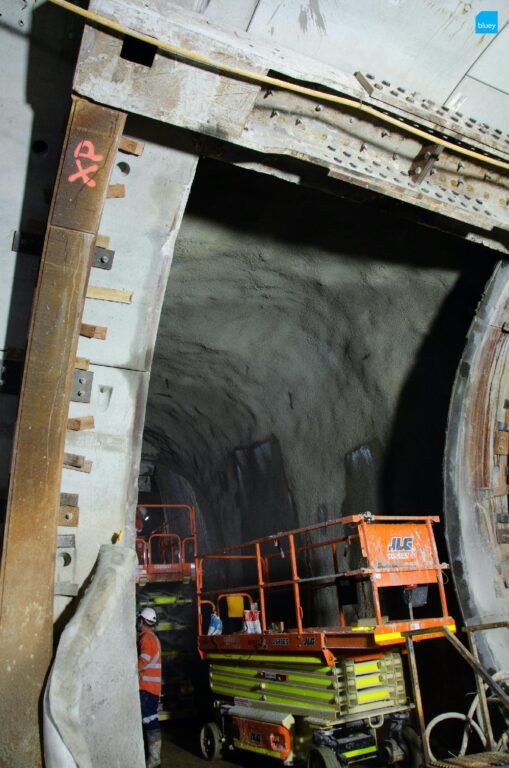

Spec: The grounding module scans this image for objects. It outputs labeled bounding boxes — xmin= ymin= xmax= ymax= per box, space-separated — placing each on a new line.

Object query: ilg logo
xmin=387 ymin=536 xmax=414 ymax=560
xmin=475 ymin=10 xmax=498 ymax=34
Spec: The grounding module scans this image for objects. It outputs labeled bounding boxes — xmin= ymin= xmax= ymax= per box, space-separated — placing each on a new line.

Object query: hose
xmin=48 ymin=0 xmax=509 ymax=173
xmin=425 ymin=712 xmax=486 ymax=762
xmin=425 ymin=671 xmax=509 ymax=760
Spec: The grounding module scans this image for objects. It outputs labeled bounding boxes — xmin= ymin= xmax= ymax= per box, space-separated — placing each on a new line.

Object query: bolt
xmin=457 ymin=178 xmax=464 ymax=186
xmin=381 ymin=130 xmax=389 ymax=138
xmin=77 ymin=390 xmax=84 ymax=397
xmin=457 ymin=161 xmax=464 ymax=171
xmin=100 ymin=254 xmax=109 ymax=264
xmin=270 ymin=109 xmax=278 ymax=118
xmin=360 ymin=142 xmax=367 ymax=152
xmin=79 ymin=377 xmax=86 ymax=384
xmin=375 ymin=83 xmax=383 ymax=90
xmin=295 ymin=118 xmax=302 ymax=125
xmin=315 ymin=104 xmax=322 ymax=112
xmin=414 ymin=166 xmax=422 ymax=175
xmin=392 ymin=153 xmax=399 ymax=160
xmin=263 ymin=89 xmax=273 ymax=99
xmin=424 ymin=152 xmax=431 ymax=160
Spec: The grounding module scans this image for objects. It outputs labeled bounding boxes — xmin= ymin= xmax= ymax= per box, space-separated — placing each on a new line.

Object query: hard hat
xmin=139 ymin=607 xmax=157 ymax=626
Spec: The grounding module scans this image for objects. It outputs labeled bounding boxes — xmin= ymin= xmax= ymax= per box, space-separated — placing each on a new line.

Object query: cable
xmin=48 ymin=0 xmax=509 ymax=173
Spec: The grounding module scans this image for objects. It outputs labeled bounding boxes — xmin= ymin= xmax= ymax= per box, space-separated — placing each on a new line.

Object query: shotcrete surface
xmin=144 ymin=159 xmax=494 ymax=608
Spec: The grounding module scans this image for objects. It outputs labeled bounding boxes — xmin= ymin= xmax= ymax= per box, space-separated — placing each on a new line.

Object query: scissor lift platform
xmin=196 ymin=514 xmax=462 ymax=765
xmin=197 ymin=514 xmax=455 ymax=664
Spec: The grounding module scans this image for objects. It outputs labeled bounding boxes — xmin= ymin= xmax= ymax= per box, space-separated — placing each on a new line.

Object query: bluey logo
xmin=475 ymin=11 xmax=498 ymax=34
xmin=387 ymin=536 xmax=414 ymax=559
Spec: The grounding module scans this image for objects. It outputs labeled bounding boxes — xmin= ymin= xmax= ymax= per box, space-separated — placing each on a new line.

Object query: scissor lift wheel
xmin=199 ymin=722 xmax=223 ymax=761
xmin=307 ymin=746 xmax=338 ymax=768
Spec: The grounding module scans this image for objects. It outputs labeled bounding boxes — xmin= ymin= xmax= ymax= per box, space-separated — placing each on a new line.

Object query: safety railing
xmin=135 ymin=504 xmax=197 ymax=582
xmin=196 ymin=514 xmax=451 ymax=638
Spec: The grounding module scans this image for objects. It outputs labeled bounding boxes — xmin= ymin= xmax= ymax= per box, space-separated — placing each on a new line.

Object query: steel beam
xmin=0 ymin=97 xmax=125 ymax=767
xmin=71 ymin=0 xmax=509 ymax=253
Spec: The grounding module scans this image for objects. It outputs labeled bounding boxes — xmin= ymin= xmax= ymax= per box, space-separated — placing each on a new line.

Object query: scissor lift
xmin=135 ymin=503 xmax=197 ymax=583
xmin=136 ymin=504 xmax=198 ymax=720
xmin=195 ymin=514 xmax=465 ymax=766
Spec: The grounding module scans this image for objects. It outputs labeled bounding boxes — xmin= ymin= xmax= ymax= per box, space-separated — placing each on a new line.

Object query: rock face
xmin=143 ymin=159 xmax=495 ymax=583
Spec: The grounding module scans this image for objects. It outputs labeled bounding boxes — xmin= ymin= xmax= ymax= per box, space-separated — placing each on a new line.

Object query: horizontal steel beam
xmin=70 ymin=0 xmax=509 ymax=253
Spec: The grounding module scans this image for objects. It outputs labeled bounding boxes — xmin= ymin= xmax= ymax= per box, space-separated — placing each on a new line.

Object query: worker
xmin=137 ymin=607 xmax=162 ymax=768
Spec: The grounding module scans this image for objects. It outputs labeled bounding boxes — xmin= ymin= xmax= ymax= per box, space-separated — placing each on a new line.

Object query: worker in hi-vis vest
xmin=138 ymin=607 xmax=162 ymax=768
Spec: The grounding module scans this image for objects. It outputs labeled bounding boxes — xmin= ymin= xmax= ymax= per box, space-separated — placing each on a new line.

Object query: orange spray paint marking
xmin=68 ymin=140 xmax=104 ymax=188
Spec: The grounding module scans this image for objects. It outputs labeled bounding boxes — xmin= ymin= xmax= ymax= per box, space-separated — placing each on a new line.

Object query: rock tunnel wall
xmin=143 ymin=159 xmax=496 ymax=623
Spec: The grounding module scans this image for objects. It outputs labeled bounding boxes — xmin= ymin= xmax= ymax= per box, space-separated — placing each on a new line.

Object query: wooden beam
xmin=86 ymin=285 xmax=133 ymax=303
xmin=80 ymin=322 xmax=108 ymax=339
xmin=107 ymin=183 xmax=125 ymax=198
xmin=119 ymin=136 xmax=145 ymax=156
xmin=0 ymin=97 xmax=125 ymax=767
xmin=67 ymin=415 xmax=95 ymax=431
xmin=96 ymin=234 xmax=110 ymax=249
xmin=63 ymin=452 xmax=85 ymax=469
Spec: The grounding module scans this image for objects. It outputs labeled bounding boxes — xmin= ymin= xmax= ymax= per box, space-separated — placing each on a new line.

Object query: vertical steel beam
xmin=0 ymin=97 xmax=125 ymax=767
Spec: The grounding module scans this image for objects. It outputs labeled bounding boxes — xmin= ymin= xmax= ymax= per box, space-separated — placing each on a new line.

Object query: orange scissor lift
xmin=135 ymin=504 xmax=197 ymax=584
xmin=135 ymin=505 xmax=198 ymax=720
xmin=196 ymin=514 xmax=456 ymax=767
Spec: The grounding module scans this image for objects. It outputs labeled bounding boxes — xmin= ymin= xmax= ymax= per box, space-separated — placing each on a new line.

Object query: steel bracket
xmin=71 ymin=369 xmax=93 ymax=403
xmin=92 ymin=245 xmax=114 ymax=270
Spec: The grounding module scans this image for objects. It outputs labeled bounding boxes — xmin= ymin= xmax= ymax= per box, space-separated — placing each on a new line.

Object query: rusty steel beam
xmin=0 ymin=97 xmax=125 ymax=767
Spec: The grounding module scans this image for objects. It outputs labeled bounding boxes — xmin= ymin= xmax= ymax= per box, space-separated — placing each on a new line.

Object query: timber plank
xmin=80 ymin=322 xmax=108 ymax=339
xmin=119 ymin=136 xmax=144 ymax=155
xmin=67 ymin=415 xmax=95 ymax=431
xmin=107 ymin=183 xmax=125 ymax=198
xmin=86 ymin=285 xmax=133 ymax=303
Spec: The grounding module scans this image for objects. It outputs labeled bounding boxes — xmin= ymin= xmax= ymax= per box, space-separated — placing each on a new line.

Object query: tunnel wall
xmin=143 ymin=161 xmax=495 ymax=628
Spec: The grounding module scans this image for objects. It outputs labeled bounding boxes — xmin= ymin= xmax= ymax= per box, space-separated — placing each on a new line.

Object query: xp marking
xmin=68 ymin=140 xmax=104 ymax=188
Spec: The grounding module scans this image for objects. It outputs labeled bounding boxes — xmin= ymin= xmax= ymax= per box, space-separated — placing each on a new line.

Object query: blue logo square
xmin=475 ymin=10 xmax=498 ymax=33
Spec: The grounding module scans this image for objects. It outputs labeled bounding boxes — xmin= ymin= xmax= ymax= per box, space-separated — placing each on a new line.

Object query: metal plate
xmin=71 ymin=368 xmax=93 ymax=403
xmin=92 ymin=245 xmax=114 ymax=270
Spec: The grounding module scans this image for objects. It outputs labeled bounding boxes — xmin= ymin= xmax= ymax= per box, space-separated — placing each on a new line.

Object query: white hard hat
xmin=139 ymin=607 xmax=157 ymax=626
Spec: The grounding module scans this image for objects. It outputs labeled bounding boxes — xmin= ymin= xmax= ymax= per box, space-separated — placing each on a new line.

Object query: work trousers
xmin=140 ymin=690 xmax=160 ymax=732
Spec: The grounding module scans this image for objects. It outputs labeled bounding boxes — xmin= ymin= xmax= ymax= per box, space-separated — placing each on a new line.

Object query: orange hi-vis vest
xmin=138 ymin=627 xmax=162 ymax=697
